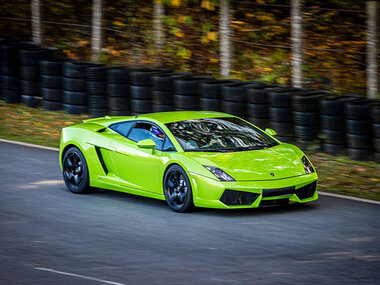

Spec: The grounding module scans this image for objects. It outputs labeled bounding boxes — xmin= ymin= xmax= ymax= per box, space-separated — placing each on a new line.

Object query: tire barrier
xmin=87 ymin=65 xmax=109 ymax=118
xmin=200 ymin=79 xmax=236 ymax=112
xmin=372 ymin=103 xmax=380 ymax=163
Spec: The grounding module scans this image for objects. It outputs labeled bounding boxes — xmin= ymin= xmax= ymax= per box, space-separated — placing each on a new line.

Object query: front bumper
xmin=190 ymin=172 xmax=318 ymax=209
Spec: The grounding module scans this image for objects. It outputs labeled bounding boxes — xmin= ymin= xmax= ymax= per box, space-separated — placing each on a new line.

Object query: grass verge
xmin=1 ymin=101 xmax=379 ymax=201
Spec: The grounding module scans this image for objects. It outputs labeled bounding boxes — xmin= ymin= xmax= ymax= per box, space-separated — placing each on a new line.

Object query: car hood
xmin=183 ymin=144 xmax=306 ymax=181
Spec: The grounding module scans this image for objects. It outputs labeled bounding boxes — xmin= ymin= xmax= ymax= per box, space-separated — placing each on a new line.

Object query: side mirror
xmin=137 ymin=139 xmax=156 ymax=149
xmin=265 ymin=128 xmax=277 ymax=136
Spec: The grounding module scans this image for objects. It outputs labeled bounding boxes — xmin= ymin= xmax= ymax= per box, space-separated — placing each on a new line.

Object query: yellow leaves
xmin=177 ymin=47 xmax=191 ymax=59
xmin=171 ymin=0 xmax=180 ymax=7
xmin=63 ymin=49 xmax=77 ymax=59
xmin=201 ymin=0 xmax=215 ymax=11
xmin=175 ymin=32 xmax=184 ymax=37
xmin=232 ymin=21 xmax=245 ymax=25
xmin=113 ymin=21 xmax=125 ymax=27
xmin=262 ymin=67 xmax=273 ymax=73
xmin=207 ymin=32 xmax=217 ymax=41
xmin=78 ymin=40 xmax=89 ymax=47
xmin=209 ymin=58 xmax=218 ymax=63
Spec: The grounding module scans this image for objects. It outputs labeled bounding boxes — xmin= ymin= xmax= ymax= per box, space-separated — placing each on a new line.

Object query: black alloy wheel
xmin=63 ymin=147 xmax=91 ymax=193
xmin=164 ymin=165 xmax=194 ymax=212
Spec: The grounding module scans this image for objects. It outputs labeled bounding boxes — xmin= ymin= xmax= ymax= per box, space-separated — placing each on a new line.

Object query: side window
xmin=109 ymin=121 xmax=135 ymax=137
xmin=128 ymin=122 xmax=165 ymax=150
xmin=162 ymin=137 xmax=176 ymax=152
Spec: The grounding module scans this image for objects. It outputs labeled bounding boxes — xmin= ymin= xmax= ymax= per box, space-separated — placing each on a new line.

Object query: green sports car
xmin=60 ymin=111 xmax=318 ymax=212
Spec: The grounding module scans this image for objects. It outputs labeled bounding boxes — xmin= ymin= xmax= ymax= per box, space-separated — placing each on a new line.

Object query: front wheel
xmin=62 ymin=146 xmax=91 ymax=194
xmin=163 ymin=165 xmax=194 ymax=213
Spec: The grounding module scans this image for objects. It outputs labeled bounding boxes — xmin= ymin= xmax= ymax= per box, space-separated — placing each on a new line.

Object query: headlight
xmin=302 ymin=156 xmax=315 ymax=174
xmin=203 ymin=166 xmax=235 ymax=181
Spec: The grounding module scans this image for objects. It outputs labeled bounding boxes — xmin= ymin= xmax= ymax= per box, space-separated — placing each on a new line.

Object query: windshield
xmin=165 ymin=117 xmax=278 ymax=152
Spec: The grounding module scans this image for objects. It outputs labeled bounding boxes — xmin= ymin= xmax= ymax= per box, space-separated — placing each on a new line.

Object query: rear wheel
xmin=62 ymin=146 xmax=91 ymax=194
xmin=164 ymin=165 xmax=194 ymax=212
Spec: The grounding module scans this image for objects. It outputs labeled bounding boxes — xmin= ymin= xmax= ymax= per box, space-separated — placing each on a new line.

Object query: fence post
xmin=153 ymin=0 xmax=164 ymax=57
xmin=219 ymin=0 xmax=232 ymax=78
xmin=91 ymin=0 xmax=102 ymax=61
xmin=31 ymin=0 xmax=42 ymax=45
xmin=367 ymin=1 xmax=378 ymax=99
xmin=291 ymin=0 xmax=302 ymax=88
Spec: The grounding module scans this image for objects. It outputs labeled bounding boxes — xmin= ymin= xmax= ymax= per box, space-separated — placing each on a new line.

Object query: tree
xmin=153 ymin=0 xmax=164 ymax=55
xmin=367 ymin=1 xmax=378 ymax=98
xmin=31 ymin=0 xmax=42 ymax=45
xmin=91 ymin=0 xmax=102 ymax=61
xmin=291 ymin=0 xmax=302 ymax=87
xmin=219 ymin=0 xmax=232 ymax=78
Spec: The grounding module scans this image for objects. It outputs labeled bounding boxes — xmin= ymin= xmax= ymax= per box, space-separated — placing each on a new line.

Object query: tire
xmin=86 ymin=65 xmax=108 ymax=81
xmin=222 ymin=100 xmax=246 ymax=115
xmin=374 ymin=138 xmax=380 ymax=152
xmin=63 ymin=90 xmax=87 ymax=105
xmin=323 ymin=143 xmax=346 ymax=156
xmin=20 ymin=47 xmax=57 ymax=66
xmin=293 ymin=111 xmax=319 ymax=126
xmin=62 ymin=146 xmax=91 ymax=194
xmin=130 ymin=85 xmax=152 ymax=100
xmin=62 ymin=77 xmax=86 ymax=92
xmin=347 ymin=148 xmax=373 ymax=162
xmin=109 ymin=97 xmax=130 ymax=111
xmin=107 ymin=83 xmax=129 ymax=97
xmin=21 ymin=66 xmax=39 ymax=81
xmin=153 ymin=104 xmax=175 ymax=112
xmin=89 ymin=108 xmax=108 ymax=118
xmin=89 ymin=95 xmax=108 ymax=109
xmin=247 ymin=103 xmax=268 ymax=118
xmin=163 ymin=165 xmax=194 ymax=212
xmin=40 ymin=74 xmax=62 ymax=89
xmin=63 ymin=104 xmax=87 ymax=114
xmin=269 ymin=107 xmax=293 ymax=122
xmin=270 ymin=121 xmax=294 ymax=137
xmin=346 ymin=133 xmax=372 ymax=149
xmin=371 ymin=104 xmax=380 ymax=124
xmin=109 ymin=110 xmax=130 ymax=116
xmin=41 ymin=87 xmax=62 ymax=101
xmin=321 ymin=115 xmax=345 ymax=130
xmin=345 ymin=100 xmax=374 ymax=120
xmin=221 ymin=82 xmax=253 ymax=102
xmin=0 ymin=42 xmax=35 ymax=61
xmin=152 ymin=72 xmax=189 ymax=91
xmin=246 ymin=88 xmax=269 ymax=104
xmin=2 ymin=89 xmax=20 ymax=103
xmin=275 ymin=136 xmax=295 ymax=144
xmin=63 ymin=61 xmax=101 ymax=79
xmin=268 ymin=88 xmax=306 ymax=108
xmin=292 ymin=93 xmax=326 ymax=112
xmin=320 ymin=95 xmax=356 ymax=116
xmin=43 ymin=100 xmax=62 ymax=111
xmin=323 ymin=129 xmax=346 ymax=144
xmin=153 ymin=90 xmax=175 ymax=105
xmin=174 ymin=77 xmax=213 ymax=95
xmin=200 ymin=79 xmax=237 ymax=99
xmin=248 ymin=117 xmax=271 ymax=129
xmin=130 ymin=69 xmax=170 ymax=86
xmin=40 ymin=58 xmax=74 ymax=75
xmin=20 ymin=80 xmax=39 ymax=95
xmin=0 ymin=61 xmax=19 ymax=76
xmin=131 ymin=99 xmax=152 ymax=113
xmin=345 ymin=120 xmax=372 ymax=135
xmin=373 ymin=124 xmax=380 ymax=138
xmin=200 ymin=97 xmax=223 ymax=111
xmin=106 ymin=67 xmax=141 ymax=84
xmin=295 ymin=125 xmax=319 ymax=141
xmin=87 ymin=81 xmax=107 ymax=95
xmin=1 ymin=76 xmax=19 ymax=90
xmin=21 ymin=94 xmax=42 ymax=108
xmin=174 ymin=94 xmax=200 ymax=109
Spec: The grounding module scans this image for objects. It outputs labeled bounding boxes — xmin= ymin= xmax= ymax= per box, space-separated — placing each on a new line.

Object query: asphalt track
xmin=0 ymin=141 xmax=379 ymax=284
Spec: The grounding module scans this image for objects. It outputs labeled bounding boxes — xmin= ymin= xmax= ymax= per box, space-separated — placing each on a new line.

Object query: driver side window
xmin=127 ymin=122 xmax=165 ymax=150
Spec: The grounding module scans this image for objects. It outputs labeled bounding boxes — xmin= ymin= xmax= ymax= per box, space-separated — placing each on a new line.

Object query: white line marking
xmin=318 ymin=191 xmax=380 ymax=205
xmin=2 ymin=138 xmax=379 ymax=206
xmin=0 ymin=138 xmax=59 ymax=151
xmin=34 ymin=267 xmax=127 ymax=285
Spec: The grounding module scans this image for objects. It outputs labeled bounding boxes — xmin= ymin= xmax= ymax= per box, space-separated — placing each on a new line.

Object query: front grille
xmin=260 ymin=198 xmax=289 ymax=207
xmin=262 ymin=186 xmax=296 ymax=198
xmin=220 ymin=190 xmax=260 ymax=206
xmin=296 ymin=181 xmax=317 ymax=199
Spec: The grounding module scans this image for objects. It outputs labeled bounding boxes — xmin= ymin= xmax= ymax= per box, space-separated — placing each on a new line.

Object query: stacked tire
xmin=174 ymin=77 xmax=213 ymax=111
xmin=372 ymin=103 xmax=380 ymax=163
xmin=292 ymin=90 xmax=330 ymax=145
xmin=267 ymin=88 xmax=305 ymax=142
xmin=221 ymin=82 xmax=260 ymax=119
xmin=246 ymin=84 xmax=285 ymax=129
xmin=87 ymin=65 xmax=109 ymax=117
xmin=200 ymin=79 xmax=236 ymax=112
xmin=20 ymin=47 xmax=57 ymax=107
xmin=40 ymin=59 xmax=72 ymax=111
xmin=63 ymin=61 xmax=99 ymax=114
xmin=152 ymin=72 xmax=188 ymax=112
xmin=0 ymin=42 xmax=34 ymax=103
xmin=345 ymin=99 xmax=374 ymax=161
xmin=130 ymin=68 xmax=169 ymax=114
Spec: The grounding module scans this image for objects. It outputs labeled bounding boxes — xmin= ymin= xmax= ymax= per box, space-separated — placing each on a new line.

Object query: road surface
xmin=0 ymin=141 xmax=379 ymax=284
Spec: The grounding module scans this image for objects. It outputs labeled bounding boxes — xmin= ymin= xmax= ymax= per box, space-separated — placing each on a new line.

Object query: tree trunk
xmin=31 ymin=0 xmax=42 ymax=45
xmin=367 ymin=1 xmax=378 ymax=99
xmin=91 ymin=0 xmax=102 ymax=61
xmin=219 ymin=0 xmax=232 ymax=78
xmin=291 ymin=0 xmax=302 ymax=88
xmin=153 ymin=0 xmax=164 ymax=55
